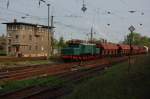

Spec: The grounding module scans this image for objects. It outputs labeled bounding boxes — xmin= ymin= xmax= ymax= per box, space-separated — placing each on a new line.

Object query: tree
xmin=123 ymin=32 xmax=150 ymax=47
xmin=57 ymin=37 xmax=66 ymax=54
xmin=57 ymin=37 xmax=66 ymax=48
xmin=53 ymin=38 xmax=58 ymax=49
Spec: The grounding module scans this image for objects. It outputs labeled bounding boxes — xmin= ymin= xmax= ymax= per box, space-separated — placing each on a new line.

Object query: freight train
xmin=61 ymin=39 xmax=148 ymax=61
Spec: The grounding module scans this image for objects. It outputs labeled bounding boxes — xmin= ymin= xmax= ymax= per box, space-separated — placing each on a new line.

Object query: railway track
xmin=0 ymin=57 xmax=128 ymax=82
xmin=24 ymin=67 xmax=106 ymax=99
xmin=0 ymin=62 xmax=79 ymax=82
xmin=0 ymin=64 xmax=108 ymax=99
xmin=0 ymin=57 xmax=112 ymax=82
xmin=0 ymin=56 xmax=47 ymax=62
xmin=0 ymin=56 xmax=128 ymax=99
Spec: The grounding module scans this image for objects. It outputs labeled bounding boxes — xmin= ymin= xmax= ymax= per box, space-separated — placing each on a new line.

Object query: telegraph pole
xmin=90 ymin=27 xmax=93 ymax=42
xmin=51 ymin=15 xmax=54 ymax=56
xmin=128 ymin=25 xmax=135 ymax=73
xmin=47 ymin=3 xmax=50 ymax=59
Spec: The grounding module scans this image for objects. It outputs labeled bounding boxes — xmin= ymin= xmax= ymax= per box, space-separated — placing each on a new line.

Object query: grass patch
xmin=63 ymin=54 xmax=150 ymax=99
xmin=0 ymin=76 xmax=64 ymax=94
xmin=49 ymin=55 xmax=64 ymax=62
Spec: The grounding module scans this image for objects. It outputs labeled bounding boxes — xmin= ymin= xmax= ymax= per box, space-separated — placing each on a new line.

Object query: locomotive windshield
xmin=68 ymin=44 xmax=79 ymax=48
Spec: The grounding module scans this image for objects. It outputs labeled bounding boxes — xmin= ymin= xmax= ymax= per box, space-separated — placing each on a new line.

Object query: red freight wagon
xmin=117 ymin=44 xmax=130 ymax=55
xmin=97 ymin=43 xmax=118 ymax=56
xmin=131 ymin=45 xmax=139 ymax=55
xmin=66 ymin=39 xmax=85 ymax=44
xmin=138 ymin=46 xmax=147 ymax=54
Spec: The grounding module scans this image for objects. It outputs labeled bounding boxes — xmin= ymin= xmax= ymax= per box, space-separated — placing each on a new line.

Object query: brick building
xmin=3 ymin=20 xmax=54 ymax=57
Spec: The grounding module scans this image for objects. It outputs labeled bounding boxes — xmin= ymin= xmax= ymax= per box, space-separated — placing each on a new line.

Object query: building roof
xmin=2 ymin=21 xmax=55 ymax=29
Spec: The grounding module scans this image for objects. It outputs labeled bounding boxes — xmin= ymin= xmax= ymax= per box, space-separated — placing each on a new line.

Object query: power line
xmin=0 ymin=6 xmax=30 ymax=16
xmin=0 ymin=17 xmax=9 ymax=21
xmin=54 ymin=20 xmax=88 ymax=31
xmin=118 ymin=0 xmax=129 ymax=7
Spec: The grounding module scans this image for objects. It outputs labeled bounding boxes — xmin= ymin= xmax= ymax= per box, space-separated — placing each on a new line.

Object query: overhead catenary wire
xmin=0 ymin=2 xmax=84 ymax=21
xmin=0 ymin=17 xmax=9 ymax=21
xmin=0 ymin=1 xmax=148 ymax=22
xmin=0 ymin=6 xmax=30 ymax=16
xmin=0 ymin=0 xmax=150 ymax=42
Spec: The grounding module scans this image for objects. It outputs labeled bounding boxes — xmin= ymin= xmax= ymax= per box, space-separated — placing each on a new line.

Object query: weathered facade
xmin=0 ymin=35 xmax=6 ymax=55
xmin=3 ymin=20 xmax=53 ymax=57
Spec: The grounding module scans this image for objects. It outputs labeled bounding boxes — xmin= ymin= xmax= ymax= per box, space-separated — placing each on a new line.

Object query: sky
xmin=0 ymin=0 xmax=150 ymax=43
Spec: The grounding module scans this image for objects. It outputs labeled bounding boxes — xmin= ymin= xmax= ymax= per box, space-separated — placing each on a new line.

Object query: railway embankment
xmin=0 ymin=55 xmax=146 ymax=99
xmin=0 ymin=56 xmax=128 ymax=99
xmin=63 ymin=54 xmax=150 ymax=99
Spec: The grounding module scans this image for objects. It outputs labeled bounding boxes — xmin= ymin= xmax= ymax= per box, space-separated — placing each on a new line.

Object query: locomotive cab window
xmin=68 ymin=44 xmax=79 ymax=48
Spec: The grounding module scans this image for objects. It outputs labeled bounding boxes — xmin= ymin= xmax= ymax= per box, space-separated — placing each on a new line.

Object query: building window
xmin=0 ymin=46 xmax=3 ymax=50
xmin=41 ymin=46 xmax=44 ymax=51
xmin=20 ymin=25 xmax=22 ymax=30
xmin=12 ymin=25 xmax=17 ymax=30
xmin=8 ymin=39 xmax=11 ymax=44
xmin=16 ymin=35 xmax=19 ymax=39
xmin=16 ymin=46 xmax=19 ymax=52
xmin=8 ymin=47 xmax=11 ymax=52
xmin=29 ymin=35 xmax=32 ymax=40
xmin=29 ymin=26 xmax=32 ymax=31
xmin=42 ymin=28 xmax=45 ymax=32
xmin=8 ymin=25 xmax=12 ymax=30
xmin=23 ymin=35 xmax=25 ymax=39
xmin=7 ymin=34 xmax=11 ymax=38
xmin=25 ymin=26 xmax=28 ymax=30
xmin=16 ymin=25 xmax=20 ymax=30
xmin=29 ymin=46 xmax=32 ymax=50
xmin=31 ymin=27 xmax=34 ymax=31
xmin=22 ymin=25 xmax=25 ymax=30
xmin=41 ymin=36 xmax=43 ymax=41
xmin=35 ymin=46 xmax=38 ymax=50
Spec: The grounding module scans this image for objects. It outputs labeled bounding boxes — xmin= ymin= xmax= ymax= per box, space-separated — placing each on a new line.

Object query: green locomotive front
xmin=61 ymin=43 xmax=100 ymax=61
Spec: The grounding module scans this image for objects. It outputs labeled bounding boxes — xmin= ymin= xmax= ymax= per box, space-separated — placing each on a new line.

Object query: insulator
xmin=129 ymin=10 xmax=136 ymax=13
xmin=107 ymin=11 xmax=111 ymax=14
xmin=141 ymin=12 xmax=144 ymax=15
xmin=107 ymin=24 xmax=110 ymax=26
xmin=140 ymin=24 xmax=142 ymax=26
xmin=81 ymin=5 xmax=87 ymax=12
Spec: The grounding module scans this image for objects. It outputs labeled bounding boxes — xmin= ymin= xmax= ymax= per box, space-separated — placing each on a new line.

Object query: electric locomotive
xmin=61 ymin=40 xmax=100 ymax=61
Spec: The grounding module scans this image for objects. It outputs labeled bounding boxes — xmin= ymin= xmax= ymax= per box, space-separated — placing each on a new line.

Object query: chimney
xmin=14 ymin=19 xmax=17 ymax=23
